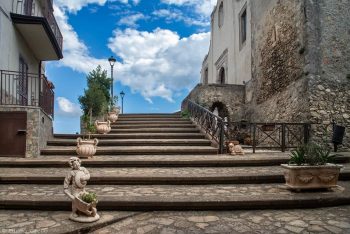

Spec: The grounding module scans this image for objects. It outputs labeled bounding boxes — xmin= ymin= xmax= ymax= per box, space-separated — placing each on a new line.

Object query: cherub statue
xmin=64 ymin=157 xmax=99 ymax=222
xmin=228 ymin=141 xmax=245 ymax=156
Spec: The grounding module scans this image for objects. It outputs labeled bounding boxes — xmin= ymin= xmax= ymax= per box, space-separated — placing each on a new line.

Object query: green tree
xmin=78 ymin=65 xmax=111 ymax=118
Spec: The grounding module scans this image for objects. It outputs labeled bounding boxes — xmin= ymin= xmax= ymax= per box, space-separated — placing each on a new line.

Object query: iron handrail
xmin=186 ymin=100 xmax=225 ymax=153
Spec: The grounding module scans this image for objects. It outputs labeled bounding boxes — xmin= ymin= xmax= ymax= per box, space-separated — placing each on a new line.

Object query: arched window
xmin=204 ymin=68 xmax=208 ymax=84
xmin=218 ymin=2 xmax=224 ymax=28
xmin=219 ymin=67 xmax=225 ymax=84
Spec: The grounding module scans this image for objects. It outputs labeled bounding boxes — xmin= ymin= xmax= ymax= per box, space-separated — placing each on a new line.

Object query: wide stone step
xmin=1 ymin=164 xmax=349 ymax=185
xmin=1 ymin=183 xmax=349 ymax=211
xmin=116 ymin=117 xmax=187 ymax=121
xmin=40 ymin=146 xmax=218 ymax=155
xmin=110 ymin=124 xmax=196 ymax=129
xmin=118 ymin=114 xmax=181 ymax=118
xmin=53 ymin=133 xmax=206 ymax=139
xmin=109 ymin=128 xmax=200 ymax=133
xmin=1 ymin=154 xmax=349 ymax=168
xmin=112 ymin=119 xmax=193 ymax=125
xmin=47 ymin=139 xmax=211 ymax=147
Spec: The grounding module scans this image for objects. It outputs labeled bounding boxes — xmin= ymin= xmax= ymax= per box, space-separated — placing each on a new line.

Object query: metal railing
xmin=0 ymin=70 xmax=54 ymax=117
xmin=187 ymin=100 xmax=225 ymax=153
xmin=185 ymin=100 xmax=310 ymax=154
xmin=225 ymin=122 xmax=310 ymax=153
xmin=12 ymin=0 xmax=63 ymax=51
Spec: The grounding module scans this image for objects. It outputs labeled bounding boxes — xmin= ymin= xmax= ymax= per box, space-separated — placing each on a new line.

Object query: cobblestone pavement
xmin=0 ymin=211 xmax=136 ymax=234
xmin=1 ymin=206 xmax=350 ymax=234
xmin=91 ymin=206 xmax=350 ymax=234
xmin=1 ymin=183 xmax=349 ymax=205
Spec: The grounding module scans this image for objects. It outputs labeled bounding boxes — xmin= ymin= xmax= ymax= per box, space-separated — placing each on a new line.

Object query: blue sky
xmin=49 ymin=0 xmax=217 ymax=133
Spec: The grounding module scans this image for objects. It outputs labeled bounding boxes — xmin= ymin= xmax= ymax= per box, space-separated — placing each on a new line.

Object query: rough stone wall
xmin=305 ymin=0 xmax=350 ymax=149
xmin=247 ymin=0 xmax=309 ymax=122
xmin=182 ymin=84 xmax=245 ymax=121
xmin=0 ymin=106 xmax=53 ymax=157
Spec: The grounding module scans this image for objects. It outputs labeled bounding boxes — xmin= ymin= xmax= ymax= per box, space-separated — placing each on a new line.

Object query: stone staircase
xmin=0 ymin=113 xmax=350 ymax=213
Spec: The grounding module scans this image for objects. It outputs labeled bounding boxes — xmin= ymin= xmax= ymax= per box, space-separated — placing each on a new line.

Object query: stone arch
xmin=219 ymin=67 xmax=225 ymax=84
xmin=210 ymin=101 xmax=229 ymax=121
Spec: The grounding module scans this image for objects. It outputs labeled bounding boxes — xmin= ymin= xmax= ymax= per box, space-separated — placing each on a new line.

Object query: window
xmin=239 ymin=4 xmax=247 ymax=49
xmin=219 ymin=67 xmax=225 ymax=84
xmin=218 ymin=2 xmax=224 ymax=28
xmin=204 ymin=68 xmax=208 ymax=84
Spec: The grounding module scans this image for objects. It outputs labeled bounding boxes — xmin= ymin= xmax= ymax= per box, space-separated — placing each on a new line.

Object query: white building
xmin=0 ymin=0 xmax=63 ymax=157
xmin=201 ymin=0 xmax=251 ymax=85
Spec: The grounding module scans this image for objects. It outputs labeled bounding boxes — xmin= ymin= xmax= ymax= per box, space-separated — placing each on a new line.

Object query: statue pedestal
xmin=69 ymin=213 xmax=100 ymax=223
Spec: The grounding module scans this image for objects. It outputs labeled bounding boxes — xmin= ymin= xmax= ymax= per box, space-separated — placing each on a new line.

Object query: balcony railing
xmin=12 ymin=0 xmax=63 ymax=51
xmin=0 ymin=70 xmax=54 ymax=117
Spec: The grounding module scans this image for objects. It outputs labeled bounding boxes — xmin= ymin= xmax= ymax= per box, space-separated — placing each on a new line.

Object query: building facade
xmin=184 ymin=0 xmax=350 ymax=149
xmin=0 ymin=0 xmax=63 ymax=157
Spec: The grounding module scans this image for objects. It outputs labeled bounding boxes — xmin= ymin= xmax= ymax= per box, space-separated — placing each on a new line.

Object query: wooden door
xmin=0 ymin=112 xmax=27 ymax=157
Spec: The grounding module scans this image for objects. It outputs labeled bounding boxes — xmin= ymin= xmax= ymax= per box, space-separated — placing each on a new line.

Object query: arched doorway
xmin=210 ymin=101 xmax=229 ymax=121
xmin=219 ymin=67 xmax=225 ymax=84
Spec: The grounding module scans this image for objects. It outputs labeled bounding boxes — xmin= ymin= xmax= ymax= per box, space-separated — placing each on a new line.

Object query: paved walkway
xmin=1 ymin=206 xmax=350 ymax=233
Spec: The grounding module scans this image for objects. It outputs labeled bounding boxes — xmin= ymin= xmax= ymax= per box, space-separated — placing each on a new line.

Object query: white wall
xmin=0 ymin=0 xmax=45 ymax=73
xmin=201 ymin=0 xmax=252 ymax=85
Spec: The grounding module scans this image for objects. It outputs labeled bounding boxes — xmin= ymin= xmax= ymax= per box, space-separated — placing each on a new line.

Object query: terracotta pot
xmin=281 ymin=164 xmax=343 ymax=190
xmin=107 ymin=111 xmax=119 ymax=123
xmin=76 ymin=137 xmax=98 ymax=158
xmin=94 ymin=120 xmax=111 ymax=134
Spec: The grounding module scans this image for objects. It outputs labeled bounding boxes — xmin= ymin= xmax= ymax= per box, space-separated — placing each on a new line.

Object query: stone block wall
xmin=0 ymin=106 xmax=53 ymax=157
xmin=247 ymin=0 xmax=309 ymax=122
xmin=304 ymin=0 xmax=350 ymax=149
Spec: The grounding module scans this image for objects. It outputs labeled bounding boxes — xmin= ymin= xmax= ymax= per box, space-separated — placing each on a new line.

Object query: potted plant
xmin=281 ymin=143 xmax=343 ymax=191
xmin=95 ymin=119 xmax=111 ymax=134
xmin=108 ymin=96 xmax=120 ymax=123
xmin=72 ymin=192 xmax=99 ymax=221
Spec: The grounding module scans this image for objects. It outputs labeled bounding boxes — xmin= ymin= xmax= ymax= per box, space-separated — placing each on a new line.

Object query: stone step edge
xmin=0 ymin=172 xmax=349 ymax=184
xmin=1 ymin=156 xmax=349 ymax=168
xmin=1 ymin=194 xmax=349 ymax=211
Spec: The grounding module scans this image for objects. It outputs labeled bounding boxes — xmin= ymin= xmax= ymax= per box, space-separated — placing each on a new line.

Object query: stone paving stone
xmin=0 ymin=211 xmax=136 ymax=234
xmin=91 ymin=206 xmax=350 ymax=234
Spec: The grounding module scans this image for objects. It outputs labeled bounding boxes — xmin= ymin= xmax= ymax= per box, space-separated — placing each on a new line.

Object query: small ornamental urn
xmin=107 ymin=111 xmax=119 ymax=123
xmin=76 ymin=137 xmax=98 ymax=158
xmin=94 ymin=120 xmax=111 ymax=134
xmin=111 ymin=106 xmax=121 ymax=115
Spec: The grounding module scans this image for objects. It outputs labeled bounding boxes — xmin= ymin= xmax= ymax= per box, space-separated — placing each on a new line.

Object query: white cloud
xmin=108 ymin=28 xmax=210 ymax=102
xmin=118 ymin=13 xmax=148 ymax=27
xmin=55 ymin=0 xmax=107 ymax=13
xmin=57 ymin=97 xmax=82 ymax=117
xmin=52 ymin=1 xmax=210 ymax=103
xmin=152 ymin=9 xmax=209 ymax=27
xmin=109 ymin=0 xmax=140 ymax=5
xmin=161 ymin=0 xmax=217 ymax=17
xmin=53 ymin=5 xmax=110 ymax=73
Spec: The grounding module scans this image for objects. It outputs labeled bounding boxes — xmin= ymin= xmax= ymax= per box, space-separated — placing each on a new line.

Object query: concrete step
xmin=53 ymin=133 xmax=206 ymax=139
xmin=109 ymin=128 xmax=200 ymax=133
xmin=1 ymin=182 xmax=349 ymax=211
xmin=1 ymin=164 xmax=349 ymax=184
xmin=40 ymin=146 xmax=218 ymax=155
xmin=110 ymin=124 xmax=196 ymax=129
xmin=47 ymin=139 xmax=212 ymax=147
